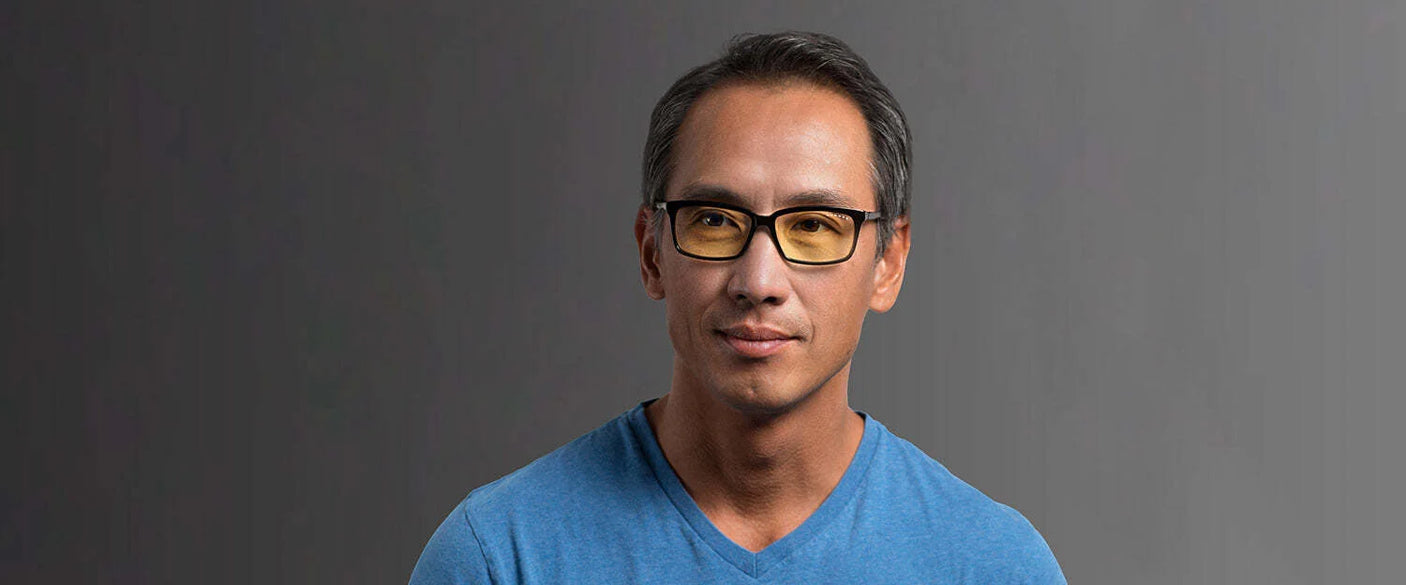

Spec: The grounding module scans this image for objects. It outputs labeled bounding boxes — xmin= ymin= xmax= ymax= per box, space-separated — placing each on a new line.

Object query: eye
xmin=700 ymin=211 xmax=728 ymax=227
xmin=787 ymin=212 xmax=844 ymax=234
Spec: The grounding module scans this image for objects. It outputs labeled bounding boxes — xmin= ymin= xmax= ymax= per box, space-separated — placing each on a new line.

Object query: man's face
xmin=635 ymin=81 xmax=910 ymax=415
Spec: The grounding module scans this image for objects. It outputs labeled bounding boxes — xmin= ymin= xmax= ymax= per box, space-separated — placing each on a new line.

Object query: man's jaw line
xmin=665 ymin=355 xmax=858 ymax=432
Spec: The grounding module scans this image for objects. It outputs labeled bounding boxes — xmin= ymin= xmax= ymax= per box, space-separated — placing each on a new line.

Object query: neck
xmin=644 ymin=362 xmax=866 ymax=550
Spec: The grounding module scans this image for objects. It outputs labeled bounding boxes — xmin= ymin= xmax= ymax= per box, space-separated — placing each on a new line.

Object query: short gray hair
xmin=642 ymin=31 xmax=912 ymax=254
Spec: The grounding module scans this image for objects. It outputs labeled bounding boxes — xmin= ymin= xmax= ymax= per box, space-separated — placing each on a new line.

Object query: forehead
xmin=668 ymin=81 xmax=875 ymax=210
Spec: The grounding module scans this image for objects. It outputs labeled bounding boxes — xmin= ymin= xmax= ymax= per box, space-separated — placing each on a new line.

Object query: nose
xmin=726 ymin=225 xmax=793 ymax=307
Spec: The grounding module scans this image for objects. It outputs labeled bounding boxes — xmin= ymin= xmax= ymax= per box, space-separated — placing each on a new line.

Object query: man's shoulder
xmin=412 ymin=404 xmax=668 ymax=584
xmin=865 ymin=419 xmax=1065 ymax=581
xmin=458 ymin=405 xmax=649 ymax=522
xmin=870 ymin=420 xmax=1024 ymax=519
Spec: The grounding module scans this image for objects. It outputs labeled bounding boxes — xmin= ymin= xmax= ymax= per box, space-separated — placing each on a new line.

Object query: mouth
xmin=716 ymin=325 xmax=798 ymax=359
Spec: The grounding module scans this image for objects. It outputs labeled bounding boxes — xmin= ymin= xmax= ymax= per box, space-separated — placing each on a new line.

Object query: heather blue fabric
xmin=410 ymin=400 xmax=1066 ymax=584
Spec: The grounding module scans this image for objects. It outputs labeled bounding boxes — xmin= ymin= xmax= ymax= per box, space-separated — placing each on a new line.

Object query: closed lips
xmin=719 ymin=326 xmax=794 ymax=341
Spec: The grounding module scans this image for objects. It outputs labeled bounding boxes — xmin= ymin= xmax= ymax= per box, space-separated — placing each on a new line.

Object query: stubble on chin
xmin=703 ymin=359 xmax=836 ymax=420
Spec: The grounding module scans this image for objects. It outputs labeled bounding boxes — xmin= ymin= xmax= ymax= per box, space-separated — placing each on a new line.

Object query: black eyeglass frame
xmin=654 ymin=200 xmax=884 ymax=265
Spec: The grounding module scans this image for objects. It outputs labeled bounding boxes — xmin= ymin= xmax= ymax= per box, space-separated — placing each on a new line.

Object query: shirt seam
xmin=460 ymin=503 xmax=498 ymax=585
xmin=649 ymin=466 xmax=761 ymax=578
xmin=754 ymin=425 xmax=881 ymax=578
xmin=629 ymin=408 xmax=762 ymax=579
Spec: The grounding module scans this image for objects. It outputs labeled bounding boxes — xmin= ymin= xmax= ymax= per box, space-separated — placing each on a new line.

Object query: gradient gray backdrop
xmin=6 ymin=1 xmax=1403 ymax=583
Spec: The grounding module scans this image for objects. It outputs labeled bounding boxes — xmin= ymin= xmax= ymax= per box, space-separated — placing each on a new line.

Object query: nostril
xmin=733 ymin=291 xmax=782 ymax=307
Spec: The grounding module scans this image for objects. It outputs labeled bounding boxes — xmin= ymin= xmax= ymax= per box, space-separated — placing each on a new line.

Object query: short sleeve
xmin=996 ymin=503 xmax=1067 ymax=585
xmin=408 ymin=500 xmax=494 ymax=585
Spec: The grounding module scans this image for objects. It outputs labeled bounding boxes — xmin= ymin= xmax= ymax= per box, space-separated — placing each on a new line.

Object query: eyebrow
xmin=676 ymin=184 xmax=859 ymax=209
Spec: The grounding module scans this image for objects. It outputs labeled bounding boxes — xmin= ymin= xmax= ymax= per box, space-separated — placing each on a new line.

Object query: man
xmin=410 ymin=32 xmax=1065 ymax=584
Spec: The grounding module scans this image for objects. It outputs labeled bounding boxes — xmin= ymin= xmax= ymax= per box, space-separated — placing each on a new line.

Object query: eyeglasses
xmin=654 ymin=200 xmax=882 ymax=265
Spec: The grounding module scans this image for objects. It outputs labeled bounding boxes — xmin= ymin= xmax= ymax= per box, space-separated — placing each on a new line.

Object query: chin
xmin=709 ymin=380 xmax=814 ymax=418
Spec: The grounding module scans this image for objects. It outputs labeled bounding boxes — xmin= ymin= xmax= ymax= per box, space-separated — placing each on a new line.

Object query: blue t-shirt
xmin=410 ymin=401 xmax=1066 ymax=584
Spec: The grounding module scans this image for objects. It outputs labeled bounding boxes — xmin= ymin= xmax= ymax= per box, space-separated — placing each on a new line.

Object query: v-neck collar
xmin=626 ymin=399 xmax=881 ymax=579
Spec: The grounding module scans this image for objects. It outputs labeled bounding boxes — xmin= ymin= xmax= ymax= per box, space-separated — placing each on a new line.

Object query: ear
xmin=868 ymin=215 xmax=910 ymax=313
xmin=635 ymin=205 xmax=667 ymax=300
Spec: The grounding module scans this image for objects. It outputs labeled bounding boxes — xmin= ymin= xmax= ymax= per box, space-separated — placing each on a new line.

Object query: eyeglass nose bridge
xmin=734 ymin=213 xmax=789 ymax=260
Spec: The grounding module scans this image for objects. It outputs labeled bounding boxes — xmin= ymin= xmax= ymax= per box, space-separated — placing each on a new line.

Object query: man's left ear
xmin=869 ymin=215 xmax=911 ymax=313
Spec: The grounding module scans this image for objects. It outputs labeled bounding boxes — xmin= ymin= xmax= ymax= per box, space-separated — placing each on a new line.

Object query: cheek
xmin=661 ymin=262 xmax=723 ymax=338
xmin=801 ymin=274 xmax=873 ymax=345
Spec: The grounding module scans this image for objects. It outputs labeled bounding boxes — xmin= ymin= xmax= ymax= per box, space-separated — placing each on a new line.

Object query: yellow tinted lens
xmin=777 ymin=210 xmax=856 ymax=262
xmin=675 ymin=206 xmax=751 ymax=258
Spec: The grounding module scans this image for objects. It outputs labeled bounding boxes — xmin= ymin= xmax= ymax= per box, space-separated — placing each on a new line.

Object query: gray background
xmin=5 ymin=1 xmax=1402 ymax=583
